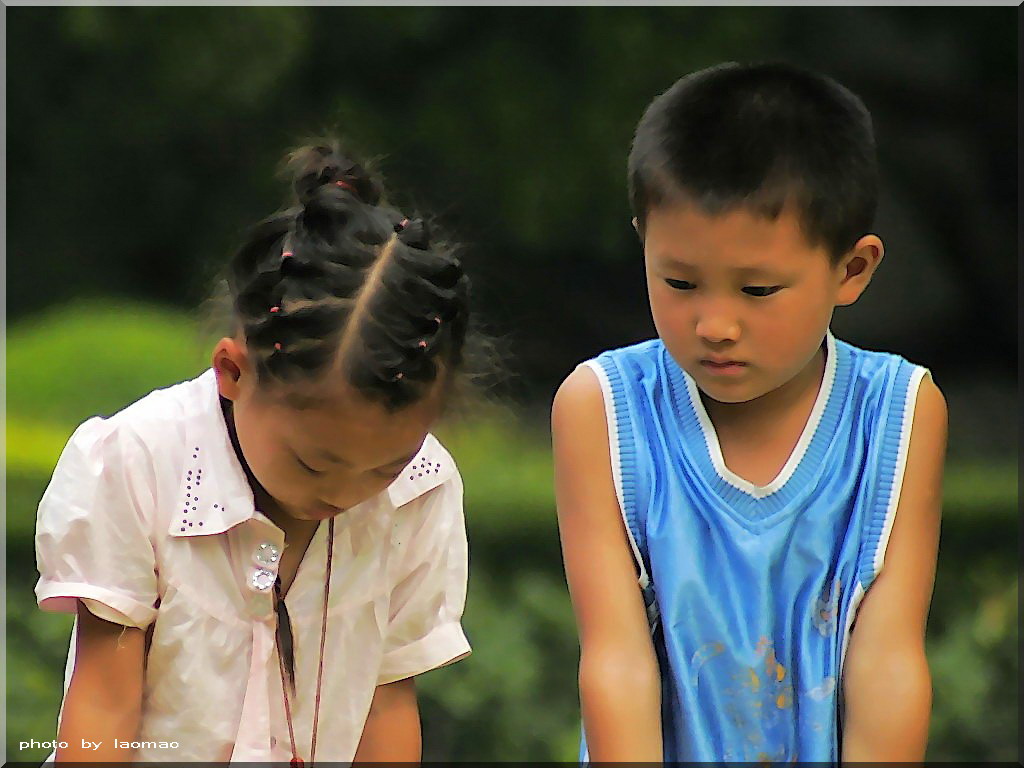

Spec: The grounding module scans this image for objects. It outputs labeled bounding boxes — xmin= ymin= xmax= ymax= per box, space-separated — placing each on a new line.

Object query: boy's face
xmin=642 ymin=203 xmax=869 ymax=405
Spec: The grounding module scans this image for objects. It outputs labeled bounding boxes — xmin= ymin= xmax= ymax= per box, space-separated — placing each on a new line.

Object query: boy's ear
xmin=834 ymin=235 xmax=884 ymax=307
xmin=212 ymin=338 xmax=250 ymax=402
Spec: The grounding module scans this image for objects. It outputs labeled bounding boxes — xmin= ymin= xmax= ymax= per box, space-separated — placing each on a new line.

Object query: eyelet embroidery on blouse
xmin=178 ymin=446 xmax=218 ymax=532
xmin=407 ymin=453 xmax=444 ymax=481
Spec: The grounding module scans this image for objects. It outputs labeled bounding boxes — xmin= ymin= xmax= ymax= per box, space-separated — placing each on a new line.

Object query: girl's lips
xmin=306 ymin=502 xmax=344 ymax=519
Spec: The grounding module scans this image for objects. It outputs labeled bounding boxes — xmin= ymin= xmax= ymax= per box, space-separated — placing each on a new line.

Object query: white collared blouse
xmin=34 ymin=369 xmax=471 ymax=763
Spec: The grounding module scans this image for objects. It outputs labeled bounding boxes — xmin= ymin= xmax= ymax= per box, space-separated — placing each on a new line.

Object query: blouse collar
xmin=168 ymin=369 xmax=455 ymax=538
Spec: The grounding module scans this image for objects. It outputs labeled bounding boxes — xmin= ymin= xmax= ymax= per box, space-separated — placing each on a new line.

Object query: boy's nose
xmin=695 ymin=314 xmax=740 ymax=344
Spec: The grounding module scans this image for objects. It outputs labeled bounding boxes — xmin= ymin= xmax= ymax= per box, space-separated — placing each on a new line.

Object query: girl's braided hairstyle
xmin=223 ymin=140 xmax=471 ymax=410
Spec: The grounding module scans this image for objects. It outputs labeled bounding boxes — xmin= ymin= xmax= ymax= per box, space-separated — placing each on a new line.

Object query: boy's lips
xmin=700 ymin=358 xmax=747 ymax=375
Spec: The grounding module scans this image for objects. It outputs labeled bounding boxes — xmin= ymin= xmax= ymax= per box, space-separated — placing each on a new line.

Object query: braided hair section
xmin=225 ymin=140 xmax=470 ymax=410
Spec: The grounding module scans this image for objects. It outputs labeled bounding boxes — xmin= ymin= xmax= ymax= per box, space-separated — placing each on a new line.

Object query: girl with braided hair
xmin=34 ymin=140 xmax=480 ymax=764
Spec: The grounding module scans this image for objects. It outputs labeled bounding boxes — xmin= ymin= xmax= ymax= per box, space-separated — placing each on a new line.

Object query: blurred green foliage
xmin=8 ymin=8 xmax=1017 ymax=397
xmin=6 ymin=301 xmax=1018 ymax=761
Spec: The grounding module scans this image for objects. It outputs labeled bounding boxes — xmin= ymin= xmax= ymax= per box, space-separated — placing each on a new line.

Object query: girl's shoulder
xmin=53 ymin=370 xmax=216 ymax=498
xmin=102 ymin=370 xmax=212 ymax=438
xmin=386 ymin=432 xmax=461 ymax=510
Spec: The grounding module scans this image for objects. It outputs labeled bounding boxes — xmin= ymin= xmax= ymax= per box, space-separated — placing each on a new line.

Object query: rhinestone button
xmin=254 ymin=542 xmax=280 ymax=566
xmin=251 ymin=568 xmax=276 ymax=592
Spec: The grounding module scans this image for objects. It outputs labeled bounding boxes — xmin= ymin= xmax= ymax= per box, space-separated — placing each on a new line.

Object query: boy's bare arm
xmin=841 ymin=375 xmax=946 ymax=762
xmin=56 ymin=600 xmax=146 ymax=762
xmin=352 ymin=677 xmax=421 ymax=762
xmin=553 ymin=366 xmax=663 ymax=762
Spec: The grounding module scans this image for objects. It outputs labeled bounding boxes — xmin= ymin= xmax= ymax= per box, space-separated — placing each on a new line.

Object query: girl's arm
xmin=55 ymin=600 xmax=146 ymax=762
xmin=352 ymin=677 xmax=421 ymax=762
xmin=552 ymin=366 xmax=663 ymax=762
xmin=841 ymin=375 xmax=947 ymax=762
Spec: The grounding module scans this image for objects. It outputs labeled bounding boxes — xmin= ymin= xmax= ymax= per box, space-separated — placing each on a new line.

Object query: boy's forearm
xmin=55 ymin=685 xmax=142 ymax=762
xmin=580 ymin=654 xmax=663 ymax=761
xmin=841 ymin=657 xmax=932 ymax=762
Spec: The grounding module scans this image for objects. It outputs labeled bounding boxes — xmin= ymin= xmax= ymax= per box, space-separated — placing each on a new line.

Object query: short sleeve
xmin=377 ymin=470 xmax=471 ymax=684
xmin=34 ymin=417 xmax=159 ymax=629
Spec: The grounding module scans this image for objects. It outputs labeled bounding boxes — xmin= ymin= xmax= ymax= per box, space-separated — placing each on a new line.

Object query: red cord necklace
xmin=273 ymin=517 xmax=334 ymax=768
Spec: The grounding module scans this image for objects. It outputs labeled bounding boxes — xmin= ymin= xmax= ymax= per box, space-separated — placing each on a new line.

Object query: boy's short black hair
xmin=628 ymin=62 xmax=878 ymax=262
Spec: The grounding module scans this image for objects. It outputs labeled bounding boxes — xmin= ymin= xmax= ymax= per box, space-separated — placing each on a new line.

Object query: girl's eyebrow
xmin=314 ymin=448 xmax=418 ymax=470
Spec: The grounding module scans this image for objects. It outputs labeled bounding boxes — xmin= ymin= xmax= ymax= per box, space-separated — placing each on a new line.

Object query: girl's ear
xmin=834 ymin=235 xmax=884 ymax=307
xmin=212 ymin=338 xmax=249 ymax=402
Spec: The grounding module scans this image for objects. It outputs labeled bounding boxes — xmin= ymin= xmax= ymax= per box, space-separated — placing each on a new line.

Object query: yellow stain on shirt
xmin=776 ymin=688 xmax=792 ymax=709
xmin=747 ymin=668 xmax=761 ymax=692
xmin=763 ymin=648 xmax=787 ymax=683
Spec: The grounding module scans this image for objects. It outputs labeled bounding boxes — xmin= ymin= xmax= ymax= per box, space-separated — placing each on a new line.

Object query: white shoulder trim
xmin=579 ymin=361 xmax=649 ymax=590
xmin=871 ymin=366 xmax=930 ymax=578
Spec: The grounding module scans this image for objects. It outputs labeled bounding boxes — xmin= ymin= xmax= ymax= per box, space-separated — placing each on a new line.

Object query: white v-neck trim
xmin=686 ymin=331 xmax=838 ymax=500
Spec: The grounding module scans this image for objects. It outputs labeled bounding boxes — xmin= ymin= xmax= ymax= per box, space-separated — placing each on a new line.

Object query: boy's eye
xmin=665 ymin=278 xmax=695 ymax=290
xmin=743 ymin=285 xmax=782 ymax=297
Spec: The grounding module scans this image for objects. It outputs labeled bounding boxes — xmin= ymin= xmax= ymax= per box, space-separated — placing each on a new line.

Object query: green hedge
xmin=6 ymin=301 xmax=1018 ymax=762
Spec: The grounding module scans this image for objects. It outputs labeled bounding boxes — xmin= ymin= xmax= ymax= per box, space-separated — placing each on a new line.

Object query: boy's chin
xmin=693 ymin=376 xmax=763 ymax=405
xmin=698 ymin=387 xmax=757 ymax=405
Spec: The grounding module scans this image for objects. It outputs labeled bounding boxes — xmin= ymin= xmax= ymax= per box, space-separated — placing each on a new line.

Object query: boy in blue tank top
xmin=553 ymin=62 xmax=947 ymax=763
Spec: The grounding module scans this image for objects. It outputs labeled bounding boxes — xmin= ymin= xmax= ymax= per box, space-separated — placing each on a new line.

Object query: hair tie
xmin=270 ymin=306 xmax=280 ymax=314
xmin=274 ymin=342 xmax=283 ymax=351
xmin=336 ymin=180 xmax=357 ymax=194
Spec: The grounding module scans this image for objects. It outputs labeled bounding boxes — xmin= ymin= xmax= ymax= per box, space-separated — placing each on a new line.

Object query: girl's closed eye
xmin=295 ymin=455 xmax=325 ymax=475
xmin=742 ymin=285 xmax=782 ymax=297
xmin=665 ymin=278 xmax=695 ymax=290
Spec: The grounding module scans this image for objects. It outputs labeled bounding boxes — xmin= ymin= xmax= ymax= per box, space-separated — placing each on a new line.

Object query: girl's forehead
xmin=265 ymin=379 xmax=442 ymax=444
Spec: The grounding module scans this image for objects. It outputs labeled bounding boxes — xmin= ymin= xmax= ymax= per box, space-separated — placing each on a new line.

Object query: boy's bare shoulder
xmin=552 ymin=364 xmax=606 ymax=431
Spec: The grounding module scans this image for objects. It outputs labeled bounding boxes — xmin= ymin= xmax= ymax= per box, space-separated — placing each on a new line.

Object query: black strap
xmin=273 ymin=576 xmax=297 ymax=693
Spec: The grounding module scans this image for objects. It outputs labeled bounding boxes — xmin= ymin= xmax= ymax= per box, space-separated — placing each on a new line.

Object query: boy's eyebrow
xmin=662 ymin=257 xmax=784 ymax=276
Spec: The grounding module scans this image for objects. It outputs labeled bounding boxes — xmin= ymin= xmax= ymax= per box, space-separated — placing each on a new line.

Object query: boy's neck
xmin=701 ymin=346 xmax=826 ymax=432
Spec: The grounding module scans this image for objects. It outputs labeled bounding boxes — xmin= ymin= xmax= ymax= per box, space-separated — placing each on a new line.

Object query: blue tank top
xmin=578 ymin=330 xmax=928 ymax=763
